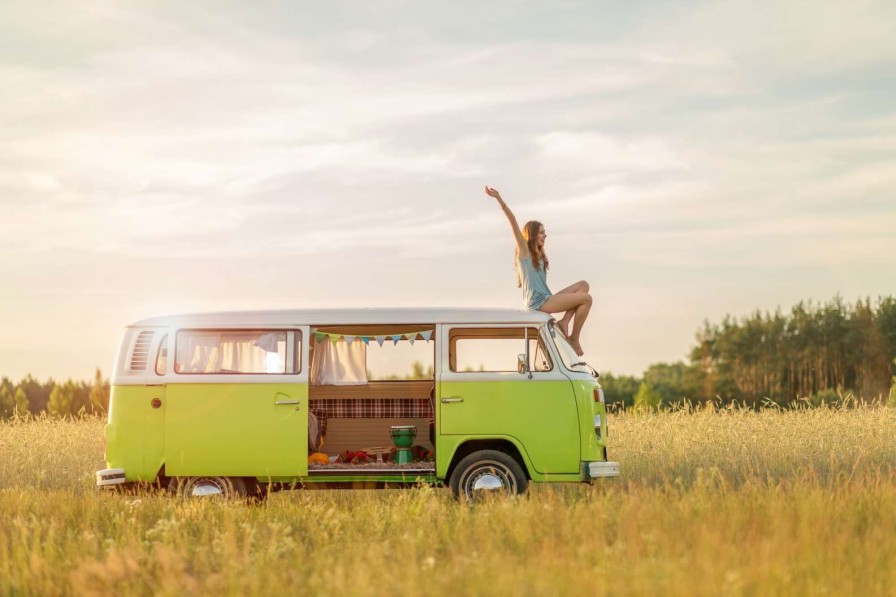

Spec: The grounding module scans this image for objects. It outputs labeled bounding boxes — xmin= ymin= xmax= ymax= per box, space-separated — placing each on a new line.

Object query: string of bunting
xmin=312 ymin=330 xmax=433 ymax=347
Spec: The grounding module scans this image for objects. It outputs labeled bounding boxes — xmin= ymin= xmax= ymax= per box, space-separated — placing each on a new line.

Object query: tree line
xmin=0 ymin=369 xmax=109 ymax=419
xmin=3 ymin=295 xmax=896 ymax=418
xmin=602 ymin=295 xmax=896 ymax=408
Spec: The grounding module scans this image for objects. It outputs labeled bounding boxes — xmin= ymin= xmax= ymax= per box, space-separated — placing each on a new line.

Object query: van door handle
xmin=441 ymin=397 xmax=463 ymax=403
xmin=275 ymin=400 xmax=300 ymax=405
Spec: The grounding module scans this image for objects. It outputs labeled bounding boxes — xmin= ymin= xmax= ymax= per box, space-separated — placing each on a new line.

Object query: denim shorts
xmin=527 ymin=292 xmax=552 ymax=311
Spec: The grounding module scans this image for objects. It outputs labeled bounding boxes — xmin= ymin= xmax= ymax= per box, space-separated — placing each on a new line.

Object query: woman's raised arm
xmin=485 ymin=186 xmax=528 ymax=258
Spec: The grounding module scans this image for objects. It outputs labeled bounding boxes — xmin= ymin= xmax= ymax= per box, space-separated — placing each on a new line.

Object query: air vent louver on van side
xmin=129 ymin=331 xmax=154 ymax=371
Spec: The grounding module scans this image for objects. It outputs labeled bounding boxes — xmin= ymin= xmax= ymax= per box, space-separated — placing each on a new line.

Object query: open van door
xmin=164 ymin=328 xmax=308 ymax=479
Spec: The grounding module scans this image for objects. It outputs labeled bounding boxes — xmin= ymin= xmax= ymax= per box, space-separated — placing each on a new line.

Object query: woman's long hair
xmin=516 ymin=220 xmax=549 ymax=288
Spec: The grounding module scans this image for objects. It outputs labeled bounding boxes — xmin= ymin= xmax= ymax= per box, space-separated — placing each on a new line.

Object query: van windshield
xmin=548 ymin=322 xmax=592 ymax=374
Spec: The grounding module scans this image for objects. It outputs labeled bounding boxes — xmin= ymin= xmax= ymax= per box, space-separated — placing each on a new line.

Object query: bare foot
xmin=568 ymin=338 xmax=584 ymax=356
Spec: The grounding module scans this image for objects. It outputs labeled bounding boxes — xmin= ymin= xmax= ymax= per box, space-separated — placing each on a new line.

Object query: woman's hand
xmin=484 ymin=186 xmax=502 ymax=201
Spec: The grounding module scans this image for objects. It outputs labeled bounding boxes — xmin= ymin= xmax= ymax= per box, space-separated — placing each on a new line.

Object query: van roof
xmin=131 ymin=308 xmax=553 ymax=328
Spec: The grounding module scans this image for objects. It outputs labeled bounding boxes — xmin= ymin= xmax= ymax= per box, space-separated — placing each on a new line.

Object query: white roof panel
xmin=130 ymin=307 xmax=552 ymax=328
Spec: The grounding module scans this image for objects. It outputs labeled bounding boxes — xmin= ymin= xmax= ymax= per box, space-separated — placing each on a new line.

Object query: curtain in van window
xmin=310 ymin=336 xmax=367 ymax=385
xmin=176 ymin=331 xmax=286 ymax=374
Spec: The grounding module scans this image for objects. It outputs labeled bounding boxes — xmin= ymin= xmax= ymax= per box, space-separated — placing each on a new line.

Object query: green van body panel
xmin=144 ymin=385 xmax=167 ymax=481
xmin=105 ymin=385 xmax=165 ymax=482
xmin=108 ymin=377 xmax=605 ymax=485
xmin=164 ymin=383 xmax=308 ymax=478
xmin=569 ymin=379 xmax=607 ymax=462
xmin=439 ymin=378 xmax=580 ymax=475
xmin=435 ymin=434 xmax=536 ymax=480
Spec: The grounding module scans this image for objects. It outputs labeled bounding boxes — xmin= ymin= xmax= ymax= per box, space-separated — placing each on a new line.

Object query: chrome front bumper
xmin=96 ymin=468 xmax=126 ymax=488
xmin=587 ymin=461 xmax=620 ymax=478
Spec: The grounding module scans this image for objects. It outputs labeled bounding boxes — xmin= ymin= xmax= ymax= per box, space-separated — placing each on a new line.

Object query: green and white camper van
xmin=97 ymin=308 xmax=619 ymax=501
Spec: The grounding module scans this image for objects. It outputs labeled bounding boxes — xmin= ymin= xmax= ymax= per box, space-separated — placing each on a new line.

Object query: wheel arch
xmin=444 ymin=438 xmax=532 ymax=482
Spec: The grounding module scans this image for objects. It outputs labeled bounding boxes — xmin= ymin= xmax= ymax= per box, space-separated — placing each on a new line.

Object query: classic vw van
xmin=96 ymin=308 xmax=619 ymax=501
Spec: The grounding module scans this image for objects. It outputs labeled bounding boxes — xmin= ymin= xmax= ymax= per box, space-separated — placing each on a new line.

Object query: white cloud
xmin=636 ymin=0 xmax=896 ymax=74
xmin=534 ymin=131 xmax=689 ymax=175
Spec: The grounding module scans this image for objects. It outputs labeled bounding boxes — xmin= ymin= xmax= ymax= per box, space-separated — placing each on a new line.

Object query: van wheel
xmin=449 ymin=450 xmax=528 ymax=503
xmin=168 ymin=476 xmax=247 ymax=500
xmin=245 ymin=479 xmax=270 ymax=505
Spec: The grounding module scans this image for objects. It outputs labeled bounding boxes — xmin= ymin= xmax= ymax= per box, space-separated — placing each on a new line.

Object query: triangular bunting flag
xmin=329 ymin=333 xmax=341 ymax=344
xmin=421 ymin=330 xmax=433 ymax=342
xmin=406 ymin=333 xmax=417 ymax=345
xmin=344 ymin=335 xmax=355 ymax=346
xmin=376 ymin=336 xmax=386 ymax=347
xmin=391 ymin=335 xmax=402 ymax=345
xmin=313 ymin=332 xmax=326 ymax=342
xmin=361 ymin=336 xmax=370 ymax=345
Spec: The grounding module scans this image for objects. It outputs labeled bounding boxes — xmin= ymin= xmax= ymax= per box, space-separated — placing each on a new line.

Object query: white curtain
xmin=310 ymin=337 xmax=367 ymax=385
xmin=176 ymin=331 xmax=285 ymax=374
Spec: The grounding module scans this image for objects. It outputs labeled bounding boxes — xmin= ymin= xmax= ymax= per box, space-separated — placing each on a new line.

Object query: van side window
xmin=449 ymin=327 xmax=552 ymax=373
xmin=155 ymin=334 xmax=168 ymax=375
xmin=367 ymin=337 xmax=434 ymax=380
xmin=174 ymin=330 xmax=300 ymax=374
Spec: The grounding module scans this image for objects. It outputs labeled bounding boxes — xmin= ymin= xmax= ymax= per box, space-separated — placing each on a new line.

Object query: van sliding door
xmin=164 ymin=328 xmax=309 ymax=479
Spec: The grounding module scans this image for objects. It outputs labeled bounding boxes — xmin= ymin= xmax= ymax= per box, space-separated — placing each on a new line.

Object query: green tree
xmin=0 ymin=378 xmax=15 ymax=419
xmin=88 ymin=368 xmax=110 ymax=413
xmin=888 ymin=358 xmax=896 ymax=408
xmin=600 ymin=372 xmax=640 ymax=408
xmin=14 ymin=387 xmax=29 ymax=416
xmin=48 ymin=380 xmax=90 ymax=417
xmin=688 ymin=295 xmax=896 ymax=405
xmin=406 ymin=361 xmax=434 ymax=380
xmin=18 ymin=375 xmax=54 ymax=413
xmin=48 ymin=381 xmax=75 ymax=417
xmin=643 ymin=361 xmax=704 ymax=405
xmin=634 ymin=382 xmax=662 ymax=410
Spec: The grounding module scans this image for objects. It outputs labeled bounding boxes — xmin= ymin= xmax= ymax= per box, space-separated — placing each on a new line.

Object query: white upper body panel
xmin=130 ymin=307 xmax=552 ymax=328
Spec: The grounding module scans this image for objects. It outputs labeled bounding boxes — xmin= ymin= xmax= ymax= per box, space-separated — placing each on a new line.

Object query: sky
xmin=2 ymin=0 xmax=895 ymax=381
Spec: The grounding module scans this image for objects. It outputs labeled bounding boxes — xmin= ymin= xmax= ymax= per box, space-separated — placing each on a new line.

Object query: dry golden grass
xmin=1 ymin=406 xmax=895 ymax=596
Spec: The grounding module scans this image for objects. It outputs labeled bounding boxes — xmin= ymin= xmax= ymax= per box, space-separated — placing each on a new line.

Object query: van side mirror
xmin=517 ymin=354 xmax=530 ymax=375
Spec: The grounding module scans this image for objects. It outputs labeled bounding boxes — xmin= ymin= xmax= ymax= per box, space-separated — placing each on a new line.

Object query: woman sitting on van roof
xmin=485 ymin=185 xmax=592 ymax=357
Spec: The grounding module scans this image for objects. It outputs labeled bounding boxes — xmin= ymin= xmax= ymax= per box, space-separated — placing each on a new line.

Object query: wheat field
xmin=2 ymin=406 xmax=895 ymax=596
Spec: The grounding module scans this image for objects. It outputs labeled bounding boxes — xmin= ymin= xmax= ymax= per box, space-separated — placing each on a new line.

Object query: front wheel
xmin=449 ymin=449 xmax=528 ymax=503
xmin=168 ymin=476 xmax=247 ymax=500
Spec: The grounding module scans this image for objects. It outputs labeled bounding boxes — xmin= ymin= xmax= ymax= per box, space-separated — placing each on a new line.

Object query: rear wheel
xmin=449 ymin=449 xmax=528 ymax=503
xmin=168 ymin=476 xmax=247 ymax=500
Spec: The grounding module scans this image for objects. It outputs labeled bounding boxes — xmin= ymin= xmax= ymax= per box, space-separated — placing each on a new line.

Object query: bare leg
xmin=539 ymin=292 xmax=593 ymax=356
xmin=556 ymin=311 xmax=573 ymax=337
xmin=555 ymin=280 xmax=590 ymax=295
xmin=552 ymin=281 xmax=589 ymax=338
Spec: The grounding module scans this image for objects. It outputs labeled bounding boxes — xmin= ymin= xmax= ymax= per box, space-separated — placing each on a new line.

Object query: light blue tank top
xmin=518 ymin=255 xmax=552 ymax=310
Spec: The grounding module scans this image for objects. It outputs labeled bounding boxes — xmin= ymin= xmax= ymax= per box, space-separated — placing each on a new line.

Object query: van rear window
xmin=174 ymin=330 xmax=299 ymax=374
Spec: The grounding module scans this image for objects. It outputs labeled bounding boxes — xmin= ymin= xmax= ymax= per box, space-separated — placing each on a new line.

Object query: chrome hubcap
xmin=460 ymin=461 xmax=517 ymax=502
xmin=471 ymin=473 xmax=505 ymax=491
xmin=185 ymin=477 xmax=230 ymax=498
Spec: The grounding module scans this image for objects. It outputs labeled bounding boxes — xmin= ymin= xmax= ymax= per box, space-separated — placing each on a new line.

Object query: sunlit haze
xmin=2 ymin=1 xmax=895 ymax=381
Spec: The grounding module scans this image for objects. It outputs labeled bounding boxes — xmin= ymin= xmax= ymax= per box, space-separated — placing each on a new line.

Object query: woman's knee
xmin=580 ymin=292 xmax=593 ymax=306
xmin=579 ymin=280 xmax=590 ymax=293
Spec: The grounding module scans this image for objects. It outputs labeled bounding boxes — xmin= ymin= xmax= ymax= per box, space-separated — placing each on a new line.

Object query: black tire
xmin=449 ymin=449 xmax=528 ymax=503
xmin=245 ymin=479 xmax=270 ymax=505
xmin=167 ymin=476 xmax=248 ymax=500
